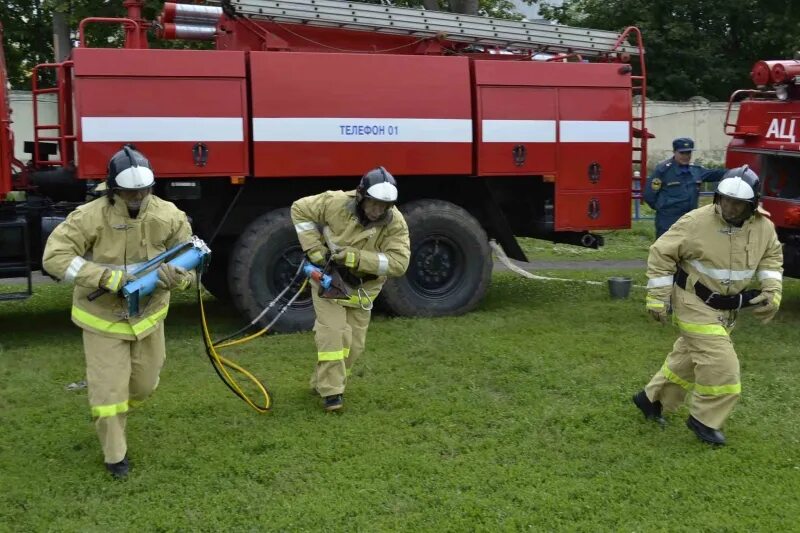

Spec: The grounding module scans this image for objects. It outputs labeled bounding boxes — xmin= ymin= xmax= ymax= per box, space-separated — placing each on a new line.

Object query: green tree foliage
xmin=1 ymin=1 xmax=56 ymax=89
xmin=538 ymin=0 xmax=800 ymax=100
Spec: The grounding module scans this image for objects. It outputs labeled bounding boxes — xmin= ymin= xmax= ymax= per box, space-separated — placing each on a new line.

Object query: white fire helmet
xmin=107 ymin=145 xmax=155 ymax=190
xmin=358 ymin=166 xmax=398 ymax=203
xmin=715 ymin=165 xmax=760 ymax=209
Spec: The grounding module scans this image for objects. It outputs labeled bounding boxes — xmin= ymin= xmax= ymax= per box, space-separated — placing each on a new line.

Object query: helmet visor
xmin=113 ymin=165 xmax=155 ymax=190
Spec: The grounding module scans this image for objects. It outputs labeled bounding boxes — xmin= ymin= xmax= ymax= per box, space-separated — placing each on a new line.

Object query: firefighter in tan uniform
xmin=43 ymin=146 xmax=194 ymax=477
xmin=291 ymin=167 xmax=410 ymax=411
xmin=632 ymin=166 xmax=783 ymax=445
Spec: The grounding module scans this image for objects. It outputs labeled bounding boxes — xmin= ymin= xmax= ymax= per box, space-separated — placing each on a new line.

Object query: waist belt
xmin=674 ymin=267 xmax=760 ymax=310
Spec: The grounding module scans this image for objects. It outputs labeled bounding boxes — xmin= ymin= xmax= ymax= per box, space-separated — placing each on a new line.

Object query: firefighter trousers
xmin=82 ymin=323 xmax=166 ymax=464
xmin=309 ymin=289 xmax=371 ymax=397
xmin=644 ymin=327 xmax=741 ymax=430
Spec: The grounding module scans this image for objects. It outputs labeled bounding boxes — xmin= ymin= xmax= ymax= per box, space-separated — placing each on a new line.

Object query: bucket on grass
xmin=607 ymin=276 xmax=632 ymax=299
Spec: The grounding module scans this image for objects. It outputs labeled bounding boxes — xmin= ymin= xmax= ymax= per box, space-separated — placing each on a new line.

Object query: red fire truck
xmin=725 ymin=58 xmax=800 ymax=278
xmin=0 ymin=0 xmax=647 ymax=331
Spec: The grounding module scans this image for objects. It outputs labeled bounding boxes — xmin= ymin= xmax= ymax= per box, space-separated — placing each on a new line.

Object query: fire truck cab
xmin=725 ymin=58 xmax=800 ymax=278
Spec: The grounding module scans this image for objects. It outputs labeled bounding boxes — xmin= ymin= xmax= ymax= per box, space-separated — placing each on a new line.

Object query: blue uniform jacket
xmin=643 ymin=158 xmax=725 ymax=238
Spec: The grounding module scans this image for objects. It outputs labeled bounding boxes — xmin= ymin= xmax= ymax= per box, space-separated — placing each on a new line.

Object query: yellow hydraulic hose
xmin=197 ymin=272 xmax=308 ymax=413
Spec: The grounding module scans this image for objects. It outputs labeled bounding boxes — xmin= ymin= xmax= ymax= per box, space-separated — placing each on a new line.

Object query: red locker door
xmin=555 ymin=87 xmax=632 ymax=230
xmin=73 ymin=48 xmax=249 ymax=179
xmin=477 ymin=87 xmax=557 ymax=175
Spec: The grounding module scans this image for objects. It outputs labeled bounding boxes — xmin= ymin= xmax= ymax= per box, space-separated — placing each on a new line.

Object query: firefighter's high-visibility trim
xmin=757 ymin=270 xmax=782 ymax=281
xmin=560 ymin=120 xmax=630 ymax=143
xmin=71 ymin=305 xmax=169 ymax=336
xmin=128 ymin=399 xmax=143 ymax=408
xmin=661 ymin=362 xmax=694 ymax=391
xmin=774 ymin=293 xmax=782 ymax=306
xmin=318 ymin=349 xmax=346 ymax=361
xmin=343 ymin=347 xmax=350 ymax=357
xmin=82 ymin=117 xmax=244 ymax=142
xmin=344 ymin=251 xmax=357 ymax=268
xmin=688 ymin=259 xmax=754 ymax=282
xmin=661 ymin=363 xmax=741 ymax=395
xmin=337 ymin=293 xmax=376 ymax=306
xmin=309 ymin=249 xmax=325 ymax=264
xmin=103 ymin=270 xmax=124 ymax=291
xmin=65 ymin=256 xmax=87 ymax=282
xmin=674 ymin=316 xmax=729 ymax=336
xmin=376 ymin=253 xmax=389 ymax=275
xmin=295 ymin=221 xmax=317 ymax=233
xmin=695 ymin=382 xmax=742 ymax=395
xmin=91 ymin=400 xmax=129 ymax=418
xmin=647 ymin=275 xmax=674 ymax=288
xmin=646 ymin=296 xmax=665 ymax=309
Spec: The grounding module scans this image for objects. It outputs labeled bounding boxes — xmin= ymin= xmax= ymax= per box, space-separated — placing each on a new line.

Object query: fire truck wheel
xmin=380 ymin=199 xmax=491 ymax=317
xmin=228 ymin=208 xmax=315 ymax=333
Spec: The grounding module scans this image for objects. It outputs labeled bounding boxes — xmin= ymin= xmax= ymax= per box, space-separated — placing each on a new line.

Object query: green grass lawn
xmin=2 ymin=271 xmax=799 ymax=531
xmin=518 ymin=218 xmax=654 ymax=262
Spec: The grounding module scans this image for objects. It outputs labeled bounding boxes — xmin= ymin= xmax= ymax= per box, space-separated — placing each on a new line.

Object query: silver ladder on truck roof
xmin=213 ymin=0 xmax=639 ymax=56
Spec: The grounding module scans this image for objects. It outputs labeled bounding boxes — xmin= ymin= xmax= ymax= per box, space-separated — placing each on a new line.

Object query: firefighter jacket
xmin=291 ymin=190 xmax=410 ymax=307
xmin=43 ymin=195 xmax=193 ymax=341
xmin=643 ymin=158 xmax=726 ymax=237
xmin=646 ymin=204 xmax=783 ymax=327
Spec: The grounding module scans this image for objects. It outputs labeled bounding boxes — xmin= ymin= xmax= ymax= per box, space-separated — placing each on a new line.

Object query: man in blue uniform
xmin=643 ymin=137 xmax=726 ymax=238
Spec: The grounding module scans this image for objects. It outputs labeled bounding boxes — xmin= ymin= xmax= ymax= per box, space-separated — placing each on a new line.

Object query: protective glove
xmin=99 ymin=269 xmax=126 ymax=292
xmin=331 ymin=247 xmax=360 ymax=268
xmin=748 ymin=291 xmax=781 ymax=324
xmin=307 ymin=245 xmax=329 ymax=266
xmin=156 ymin=263 xmax=192 ymax=291
xmin=646 ymin=288 xmax=671 ymax=325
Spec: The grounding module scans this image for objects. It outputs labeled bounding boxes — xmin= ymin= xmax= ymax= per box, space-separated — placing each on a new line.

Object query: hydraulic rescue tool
xmin=123 ymin=236 xmax=211 ymax=316
xmin=303 ymin=262 xmax=351 ymax=300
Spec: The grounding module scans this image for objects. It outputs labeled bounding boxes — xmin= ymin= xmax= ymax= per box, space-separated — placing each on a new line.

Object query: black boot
xmin=632 ymin=390 xmax=664 ymax=423
xmin=686 ymin=416 xmax=726 ymax=445
xmin=105 ymin=455 xmax=130 ymax=479
xmin=323 ymin=394 xmax=343 ymax=412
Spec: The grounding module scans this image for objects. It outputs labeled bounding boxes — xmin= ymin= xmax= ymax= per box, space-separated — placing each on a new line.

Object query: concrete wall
xmin=8 ymin=91 xmax=738 ymax=170
xmin=636 ymin=99 xmax=739 ymax=171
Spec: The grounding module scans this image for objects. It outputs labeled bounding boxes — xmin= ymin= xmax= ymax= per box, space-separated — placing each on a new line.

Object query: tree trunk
xmin=422 ymin=0 xmax=439 ymax=10
xmin=52 ymin=11 xmax=72 ymax=62
xmin=449 ymin=0 xmax=479 ymax=15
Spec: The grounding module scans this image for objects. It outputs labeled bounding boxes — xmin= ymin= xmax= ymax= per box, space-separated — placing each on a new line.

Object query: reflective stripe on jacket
xmin=291 ymin=190 xmax=410 ymax=306
xmin=646 ymin=204 xmax=783 ymax=324
xmin=43 ymin=194 xmax=193 ymax=340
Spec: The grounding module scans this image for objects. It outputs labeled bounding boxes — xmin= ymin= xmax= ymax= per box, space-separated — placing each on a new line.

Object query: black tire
xmin=200 ymin=243 xmax=231 ymax=302
xmin=381 ymin=199 xmax=491 ymax=317
xmin=229 ymin=208 xmax=314 ymax=333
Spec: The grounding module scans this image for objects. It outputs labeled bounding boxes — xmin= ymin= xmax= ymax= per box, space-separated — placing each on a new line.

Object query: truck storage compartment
xmin=555 ymin=190 xmax=630 ymax=230
xmin=249 ymin=52 xmax=472 ymax=177
xmin=475 ymin=61 xmax=632 ymax=231
xmin=73 ymin=48 xmax=249 ymax=179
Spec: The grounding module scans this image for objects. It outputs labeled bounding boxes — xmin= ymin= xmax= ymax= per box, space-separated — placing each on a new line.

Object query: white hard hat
xmin=107 ymin=145 xmax=155 ymax=190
